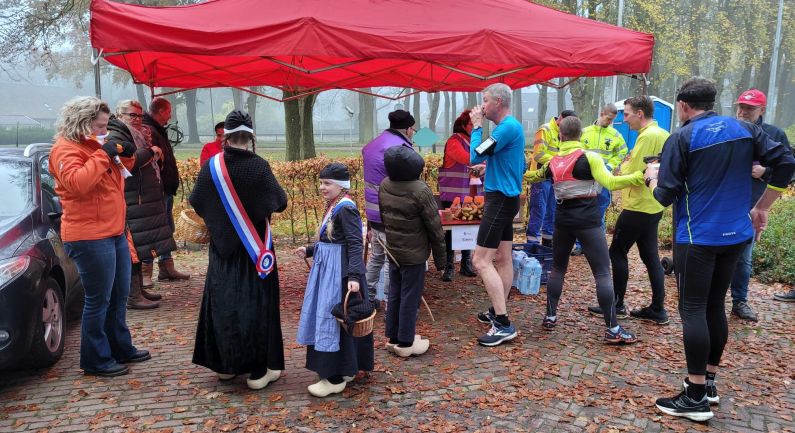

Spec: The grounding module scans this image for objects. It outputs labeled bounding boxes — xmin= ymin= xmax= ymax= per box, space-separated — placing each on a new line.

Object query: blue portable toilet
xmin=613 ymin=96 xmax=674 ymax=151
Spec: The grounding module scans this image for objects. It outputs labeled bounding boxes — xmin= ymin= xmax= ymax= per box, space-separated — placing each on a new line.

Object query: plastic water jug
xmin=511 ymin=250 xmax=527 ymax=289
xmin=518 ymin=257 xmax=542 ymax=295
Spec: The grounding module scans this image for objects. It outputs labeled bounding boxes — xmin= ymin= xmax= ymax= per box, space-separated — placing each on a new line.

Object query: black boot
xmin=459 ymin=250 xmax=477 ymax=277
xmin=442 ymin=253 xmax=454 ymax=281
xmin=442 ymin=266 xmax=454 ymax=282
xmin=442 ymin=228 xmax=454 ymax=282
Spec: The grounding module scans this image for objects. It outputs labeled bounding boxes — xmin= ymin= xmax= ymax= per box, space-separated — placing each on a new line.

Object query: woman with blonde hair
xmin=49 ymin=96 xmax=151 ymax=377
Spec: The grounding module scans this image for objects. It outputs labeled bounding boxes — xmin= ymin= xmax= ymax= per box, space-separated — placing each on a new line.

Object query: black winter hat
xmin=559 ymin=109 xmax=577 ymax=119
xmin=388 ymin=110 xmax=416 ymax=130
xmin=224 ymin=110 xmax=254 ymax=134
xmin=319 ymin=162 xmax=350 ymax=181
xmin=384 ymin=145 xmax=424 ymax=181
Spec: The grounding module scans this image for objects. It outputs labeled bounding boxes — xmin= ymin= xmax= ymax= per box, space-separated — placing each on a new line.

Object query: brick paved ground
xmin=1 ymin=245 xmax=794 ymax=433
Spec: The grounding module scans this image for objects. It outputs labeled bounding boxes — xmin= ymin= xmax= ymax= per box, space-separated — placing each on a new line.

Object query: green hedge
xmin=753 ymin=196 xmax=795 ymax=285
xmin=0 ymin=128 xmax=55 ymax=146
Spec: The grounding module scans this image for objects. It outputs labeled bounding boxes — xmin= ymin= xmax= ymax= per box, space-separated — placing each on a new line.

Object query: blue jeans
xmin=526 ymin=180 xmax=555 ymax=240
xmin=65 ymin=235 xmax=137 ymax=371
xmin=729 ymin=239 xmax=754 ymax=305
xmin=597 ymin=187 xmax=611 ymax=233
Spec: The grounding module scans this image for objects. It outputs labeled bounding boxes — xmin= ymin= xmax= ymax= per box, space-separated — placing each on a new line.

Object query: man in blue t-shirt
xmin=646 ymin=77 xmax=795 ymax=423
xmin=468 ymin=83 xmax=526 ymax=347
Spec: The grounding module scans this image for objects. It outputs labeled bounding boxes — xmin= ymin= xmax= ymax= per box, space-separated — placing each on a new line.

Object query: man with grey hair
xmin=469 ymin=83 xmax=526 ymax=347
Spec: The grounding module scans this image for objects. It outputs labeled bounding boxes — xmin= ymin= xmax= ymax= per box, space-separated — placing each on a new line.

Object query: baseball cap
xmin=736 ymin=89 xmax=767 ymax=106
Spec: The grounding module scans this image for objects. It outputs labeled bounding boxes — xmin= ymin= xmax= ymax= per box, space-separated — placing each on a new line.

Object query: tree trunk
xmin=467 ymin=92 xmax=478 ymax=109
xmin=284 ymin=91 xmax=302 ymax=161
xmin=556 ymin=78 xmax=567 ymax=115
xmin=412 ymin=90 xmax=421 ymax=128
xmin=427 ymin=92 xmax=441 ymax=132
xmin=537 ymin=84 xmax=548 ymax=128
xmin=451 ymin=91 xmax=458 ymax=120
xmin=135 ymin=84 xmax=148 ymax=109
xmin=246 ymin=87 xmax=259 ymax=132
xmin=232 ymin=89 xmax=244 ymax=110
xmin=184 ymin=89 xmax=200 ymax=144
xmin=300 ymin=94 xmax=317 ymax=159
xmin=358 ymin=89 xmax=375 ymax=144
xmin=512 ymin=88 xmax=523 ymax=126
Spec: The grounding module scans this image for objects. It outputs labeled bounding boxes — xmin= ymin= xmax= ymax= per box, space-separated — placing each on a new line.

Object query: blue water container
xmin=518 ymin=257 xmax=542 ymax=295
xmin=511 ymin=250 xmax=528 ymax=289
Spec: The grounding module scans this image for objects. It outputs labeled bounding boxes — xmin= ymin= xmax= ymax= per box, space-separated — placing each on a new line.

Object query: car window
xmin=39 ymin=156 xmax=59 ymax=214
xmin=0 ymin=159 xmax=33 ymax=217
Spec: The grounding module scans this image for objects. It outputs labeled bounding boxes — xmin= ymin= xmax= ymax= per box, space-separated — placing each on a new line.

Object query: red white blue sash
xmin=319 ymin=196 xmax=356 ymax=240
xmin=209 ymin=153 xmax=275 ymax=279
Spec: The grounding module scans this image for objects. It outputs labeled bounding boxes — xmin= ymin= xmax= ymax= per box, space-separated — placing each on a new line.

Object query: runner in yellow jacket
xmin=526 ymin=110 xmax=576 ymax=245
xmin=586 ymin=96 xmax=670 ymax=325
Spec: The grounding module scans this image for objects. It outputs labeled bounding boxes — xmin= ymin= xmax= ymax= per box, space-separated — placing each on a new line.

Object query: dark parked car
xmin=0 ymin=143 xmax=83 ymax=369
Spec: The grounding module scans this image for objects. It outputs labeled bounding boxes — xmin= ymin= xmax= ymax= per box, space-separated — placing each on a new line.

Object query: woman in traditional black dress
xmin=190 ymin=110 xmax=288 ymax=390
xmin=294 ymin=163 xmax=374 ymax=397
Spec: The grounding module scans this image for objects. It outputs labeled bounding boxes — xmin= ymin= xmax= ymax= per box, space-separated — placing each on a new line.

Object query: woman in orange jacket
xmin=48 ymin=96 xmax=150 ymax=377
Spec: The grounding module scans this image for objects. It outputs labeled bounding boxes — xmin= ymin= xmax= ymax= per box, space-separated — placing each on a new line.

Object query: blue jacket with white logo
xmin=653 ymin=112 xmax=795 ymax=246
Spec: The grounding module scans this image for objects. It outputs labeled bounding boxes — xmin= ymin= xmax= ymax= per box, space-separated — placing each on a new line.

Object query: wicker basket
xmin=175 ymin=208 xmax=210 ymax=244
xmin=336 ymin=290 xmax=376 ymax=337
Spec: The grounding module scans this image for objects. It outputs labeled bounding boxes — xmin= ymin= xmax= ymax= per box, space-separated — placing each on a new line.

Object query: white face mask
xmin=96 ymin=134 xmax=108 ymax=145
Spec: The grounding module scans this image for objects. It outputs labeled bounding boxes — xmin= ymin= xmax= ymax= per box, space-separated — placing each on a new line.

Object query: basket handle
xmin=342 ymin=288 xmax=363 ymax=318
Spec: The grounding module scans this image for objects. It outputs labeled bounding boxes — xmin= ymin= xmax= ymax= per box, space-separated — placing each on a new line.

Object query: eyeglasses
xmin=409 ymin=126 xmax=418 ymax=132
xmin=121 ymin=112 xmax=144 ymax=120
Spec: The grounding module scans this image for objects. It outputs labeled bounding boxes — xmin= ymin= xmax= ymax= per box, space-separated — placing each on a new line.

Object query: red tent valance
xmin=90 ymin=0 xmax=654 ymax=96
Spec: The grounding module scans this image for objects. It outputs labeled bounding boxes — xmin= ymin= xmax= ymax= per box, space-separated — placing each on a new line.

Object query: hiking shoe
xmin=588 ymin=304 xmax=628 ymax=319
xmin=655 ymin=391 xmax=714 ymax=422
xmin=477 ymin=309 xmax=496 ymax=324
xmin=731 ymin=301 xmax=758 ymax=322
xmin=630 ymin=306 xmax=670 ymax=325
xmin=683 ymin=379 xmax=720 ymax=405
xmin=773 ymin=289 xmax=795 ymax=302
xmin=477 ymin=323 xmax=517 ymax=347
xmin=541 ymin=316 xmax=557 ymax=331
xmin=604 ymin=325 xmax=638 ymax=344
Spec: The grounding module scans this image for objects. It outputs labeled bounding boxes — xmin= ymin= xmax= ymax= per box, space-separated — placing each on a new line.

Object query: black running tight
xmin=674 ymin=242 xmax=746 ymax=375
xmin=546 ymin=225 xmax=617 ymax=328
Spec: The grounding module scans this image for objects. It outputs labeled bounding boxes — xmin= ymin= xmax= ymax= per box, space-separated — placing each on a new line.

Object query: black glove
xmin=101 ymin=139 xmax=136 ymax=159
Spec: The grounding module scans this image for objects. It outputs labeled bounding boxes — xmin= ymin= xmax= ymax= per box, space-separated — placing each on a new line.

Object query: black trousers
xmin=547 ymin=225 xmax=617 ymax=328
xmin=609 ymin=210 xmax=665 ymax=310
xmin=674 ymin=241 xmax=746 ymax=375
xmin=386 ymin=263 xmax=426 ymax=344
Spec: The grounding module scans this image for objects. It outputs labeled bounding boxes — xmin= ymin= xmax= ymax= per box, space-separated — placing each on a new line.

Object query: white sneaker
xmin=343 ymin=375 xmax=355 ymax=383
xmin=217 ymin=373 xmax=236 ymax=381
xmin=393 ymin=338 xmax=430 ymax=357
xmin=246 ymin=369 xmax=281 ymax=390
xmin=308 ymin=379 xmax=346 ymax=397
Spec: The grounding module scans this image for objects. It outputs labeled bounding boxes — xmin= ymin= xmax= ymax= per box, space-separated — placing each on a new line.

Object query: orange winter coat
xmin=49 ymin=136 xmax=134 ymax=242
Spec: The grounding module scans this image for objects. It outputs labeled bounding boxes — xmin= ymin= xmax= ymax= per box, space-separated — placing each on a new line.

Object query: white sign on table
xmin=451 ymin=225 xmax=478 ymax=250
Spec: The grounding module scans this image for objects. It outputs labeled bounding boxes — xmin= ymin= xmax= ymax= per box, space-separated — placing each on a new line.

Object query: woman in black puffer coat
xmin=107 ymin=100 xmax=175 ymax=309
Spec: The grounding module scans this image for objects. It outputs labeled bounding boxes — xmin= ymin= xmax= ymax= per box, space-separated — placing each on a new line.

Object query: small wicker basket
xmin=175 ymin=208 xmax=210 ymax=244
xmin=336 ymin=290 xmax=376 ymax=337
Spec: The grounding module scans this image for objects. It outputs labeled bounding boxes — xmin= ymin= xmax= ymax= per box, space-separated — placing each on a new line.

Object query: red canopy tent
xmin=90 ymin=0 xmax=654 ymax=100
